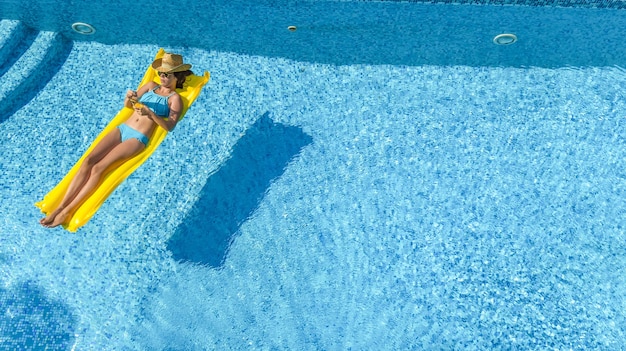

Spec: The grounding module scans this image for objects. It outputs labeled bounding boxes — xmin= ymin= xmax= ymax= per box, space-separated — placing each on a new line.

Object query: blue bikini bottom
xmin=118 ymin=124 xmax=149 ymax=145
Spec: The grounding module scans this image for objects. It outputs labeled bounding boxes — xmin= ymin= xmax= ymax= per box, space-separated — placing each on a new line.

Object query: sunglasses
xmin=158 ymin=71 xmax=174 ymax=78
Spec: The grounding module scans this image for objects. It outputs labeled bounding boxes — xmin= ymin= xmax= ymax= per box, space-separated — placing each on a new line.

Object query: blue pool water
xmin=1 ymin=0 xmax=626 ymax=349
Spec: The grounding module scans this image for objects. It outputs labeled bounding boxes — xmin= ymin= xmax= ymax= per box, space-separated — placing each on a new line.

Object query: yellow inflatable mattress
xmin=36 ymin=48 xmax=210 ymax=232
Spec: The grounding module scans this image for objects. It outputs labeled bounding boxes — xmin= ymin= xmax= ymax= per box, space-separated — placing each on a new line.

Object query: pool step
xmin=0 ymin=20 xmax=38 ymax=75
xmin=0 ymin=21 xmax=72 ymax=122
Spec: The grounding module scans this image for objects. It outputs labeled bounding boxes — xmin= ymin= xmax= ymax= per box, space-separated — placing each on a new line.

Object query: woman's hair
xmin=174 ymin=70 xmax=194 ymax=89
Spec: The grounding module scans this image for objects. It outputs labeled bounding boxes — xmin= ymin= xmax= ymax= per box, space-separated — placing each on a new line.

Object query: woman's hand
xmin=134 ymin=104 xmax=156 ymax=119
xmin=126 ymin=90 xmax=138 ymax=101
xmin=134 ymin=104 xmax=146 ymax=115
xmin=125 ymin=90 xmax=138 ymax=109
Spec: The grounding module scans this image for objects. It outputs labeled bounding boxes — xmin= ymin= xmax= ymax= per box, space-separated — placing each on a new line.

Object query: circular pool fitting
xmin=288 ymin=26 xmax=297 ymax=32
xmin=493 ymin=33 xmax=517 ymax=45
xmin=71 ymin=22 xmax=96 ymax=35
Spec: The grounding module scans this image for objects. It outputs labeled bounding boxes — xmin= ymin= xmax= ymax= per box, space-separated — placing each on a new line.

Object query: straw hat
xmin=151 ymin=52 xmax=192 ymax=73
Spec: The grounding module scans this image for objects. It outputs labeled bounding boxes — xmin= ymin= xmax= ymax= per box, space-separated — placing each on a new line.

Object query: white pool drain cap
xmin=493 ymin=33 xmax=517 ymax=45
xmin=71 ymin=22 xmax=96 ymax=35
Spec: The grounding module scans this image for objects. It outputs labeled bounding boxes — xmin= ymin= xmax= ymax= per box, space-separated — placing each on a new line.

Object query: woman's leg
xmin=43 ymin=138 xmax=145 ymax=228
xmin=40 ymin=129 xmax=123 ymax=226
xmin=42 ymin=132 xmax=145 ymax=228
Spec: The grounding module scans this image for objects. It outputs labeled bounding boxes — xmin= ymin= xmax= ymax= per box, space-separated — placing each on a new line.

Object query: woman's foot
xmin=46 ymin=211 xmax=70 ymax=228
xmin=40 ymin=208 xmax=69 ymax=228
xmin=40 ymin=208 xmax=63 ymax=226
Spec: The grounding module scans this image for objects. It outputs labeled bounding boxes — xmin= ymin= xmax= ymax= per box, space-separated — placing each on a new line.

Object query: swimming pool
xmin=1 ymin=0 xmax=626 ymax=349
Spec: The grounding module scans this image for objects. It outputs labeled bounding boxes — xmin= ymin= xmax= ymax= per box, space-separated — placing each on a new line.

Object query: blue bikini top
xmin=139 ymin=86 xmax=174 ymax=117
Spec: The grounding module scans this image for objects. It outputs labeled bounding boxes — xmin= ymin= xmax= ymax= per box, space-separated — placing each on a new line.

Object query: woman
xmin=40 ymin=52 xmax=193 ymax=228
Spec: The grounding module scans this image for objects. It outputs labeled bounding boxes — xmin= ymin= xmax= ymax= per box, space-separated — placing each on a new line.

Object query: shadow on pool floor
xmin=166 ymin=112 xmax=312 ymax=268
